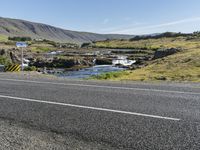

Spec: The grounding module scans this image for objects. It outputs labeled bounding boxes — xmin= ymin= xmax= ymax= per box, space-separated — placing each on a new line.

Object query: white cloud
xmin=107 ymin=17 xmax=200 ymax=34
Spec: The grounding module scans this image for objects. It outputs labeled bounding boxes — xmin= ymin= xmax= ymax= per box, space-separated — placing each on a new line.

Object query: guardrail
xmin=0 ymin=65 xmax=5 ymax=72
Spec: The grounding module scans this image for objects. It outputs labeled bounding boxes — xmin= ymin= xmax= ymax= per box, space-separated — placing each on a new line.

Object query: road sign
xmin=16 ymin=42 xmax=28 ymax=71
xmin=16 ymin=42 xmax=28 ymax=48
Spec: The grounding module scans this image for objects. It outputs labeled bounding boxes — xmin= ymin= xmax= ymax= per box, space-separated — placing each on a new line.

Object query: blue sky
xmin=1 ymin=0 xmax=200 ymax=35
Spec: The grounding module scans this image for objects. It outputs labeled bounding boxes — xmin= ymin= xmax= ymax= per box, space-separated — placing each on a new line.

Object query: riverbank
xmin=0 ymin=64 xmax=125 ymax=80
xmin=91 ymin=48 xmax=200 ymax=82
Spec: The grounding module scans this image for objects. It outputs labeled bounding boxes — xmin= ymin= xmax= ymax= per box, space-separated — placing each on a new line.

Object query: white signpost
xmin=16 ymin=42 xmax=28 ymax=71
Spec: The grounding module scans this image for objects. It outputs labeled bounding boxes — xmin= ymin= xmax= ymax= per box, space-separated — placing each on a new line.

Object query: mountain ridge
xmin=0 ymin=17 xmax=135 ymax=44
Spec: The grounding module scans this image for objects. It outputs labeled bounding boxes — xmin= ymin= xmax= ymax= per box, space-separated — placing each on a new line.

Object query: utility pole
xmin=21 ymin=47 xmax=24 ymax=71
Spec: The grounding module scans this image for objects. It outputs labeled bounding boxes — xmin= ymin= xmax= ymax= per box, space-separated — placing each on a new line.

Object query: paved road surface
xmin=0 ymin=74 xmax=200 ymax=149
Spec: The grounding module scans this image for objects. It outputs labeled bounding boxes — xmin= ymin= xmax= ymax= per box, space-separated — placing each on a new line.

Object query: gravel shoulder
xmin=0 ymin=118 xmax=115 ymax=150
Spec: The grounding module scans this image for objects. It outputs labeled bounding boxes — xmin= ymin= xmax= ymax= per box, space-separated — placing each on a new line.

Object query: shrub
xmin=24 ymin=66 xmax=37 ymax=71
xmin=154 ymin=76 xmax=167 ymax=81
xmin=129 ymin=32 xmax=190 ymax=41
xmin=8 ymin=36 xmax=32 ymax=41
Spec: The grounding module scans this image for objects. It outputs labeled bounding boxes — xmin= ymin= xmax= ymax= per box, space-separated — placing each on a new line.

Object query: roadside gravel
xmin=0 ymin=118 xmax=114 ymax=150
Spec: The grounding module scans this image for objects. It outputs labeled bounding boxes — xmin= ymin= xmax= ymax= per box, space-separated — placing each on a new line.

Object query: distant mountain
xmin=0 ymin=17 xmax=135 ymax=44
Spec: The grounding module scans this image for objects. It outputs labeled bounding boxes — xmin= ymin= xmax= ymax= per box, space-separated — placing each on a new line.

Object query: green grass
xmin=0 ymin=35 xmax=8 ymax=42
xmin=91 ymin=71 xmax=129 ymax=80
xmin=30 ymin=43 xmax=55 ymax=52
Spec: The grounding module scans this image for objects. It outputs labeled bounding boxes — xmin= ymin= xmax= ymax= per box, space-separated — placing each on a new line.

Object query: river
xmin=57 ymin=65 xmax=125 ymax=79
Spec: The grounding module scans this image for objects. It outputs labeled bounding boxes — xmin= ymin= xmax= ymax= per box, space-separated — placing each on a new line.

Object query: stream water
xmin=57 ymin=65 xmax=125 ymax=79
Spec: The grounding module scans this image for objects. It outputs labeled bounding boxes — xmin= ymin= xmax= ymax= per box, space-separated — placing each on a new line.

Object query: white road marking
xmin=0 ymin=94 xmax=180 ymax=121
xmin=0 ymin=78 xmax=199 ymax=95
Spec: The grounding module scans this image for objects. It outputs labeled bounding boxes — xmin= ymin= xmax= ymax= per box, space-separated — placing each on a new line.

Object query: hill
xmin=0 ymin=17 xmax=134 ymax=44
xmin=92 ymin=36 xmax=200 ymax=82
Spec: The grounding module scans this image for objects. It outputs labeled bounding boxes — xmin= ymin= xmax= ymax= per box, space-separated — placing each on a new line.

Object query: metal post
xmin=21 ymin=47 xmax=23 ymax=71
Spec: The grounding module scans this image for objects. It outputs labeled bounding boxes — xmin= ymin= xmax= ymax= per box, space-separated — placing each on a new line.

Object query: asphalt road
xmin=0 ymin=75 xmax=200 ymax=149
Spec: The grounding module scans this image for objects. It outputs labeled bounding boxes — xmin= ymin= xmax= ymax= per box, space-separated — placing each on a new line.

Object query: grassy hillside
xmin=92 ymin=36 xmax=200 ymax=82
xmin=0 ymin=17 xmax=134 ymax=44
xmin=94 ymin=36 xmax=200 ymax=50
